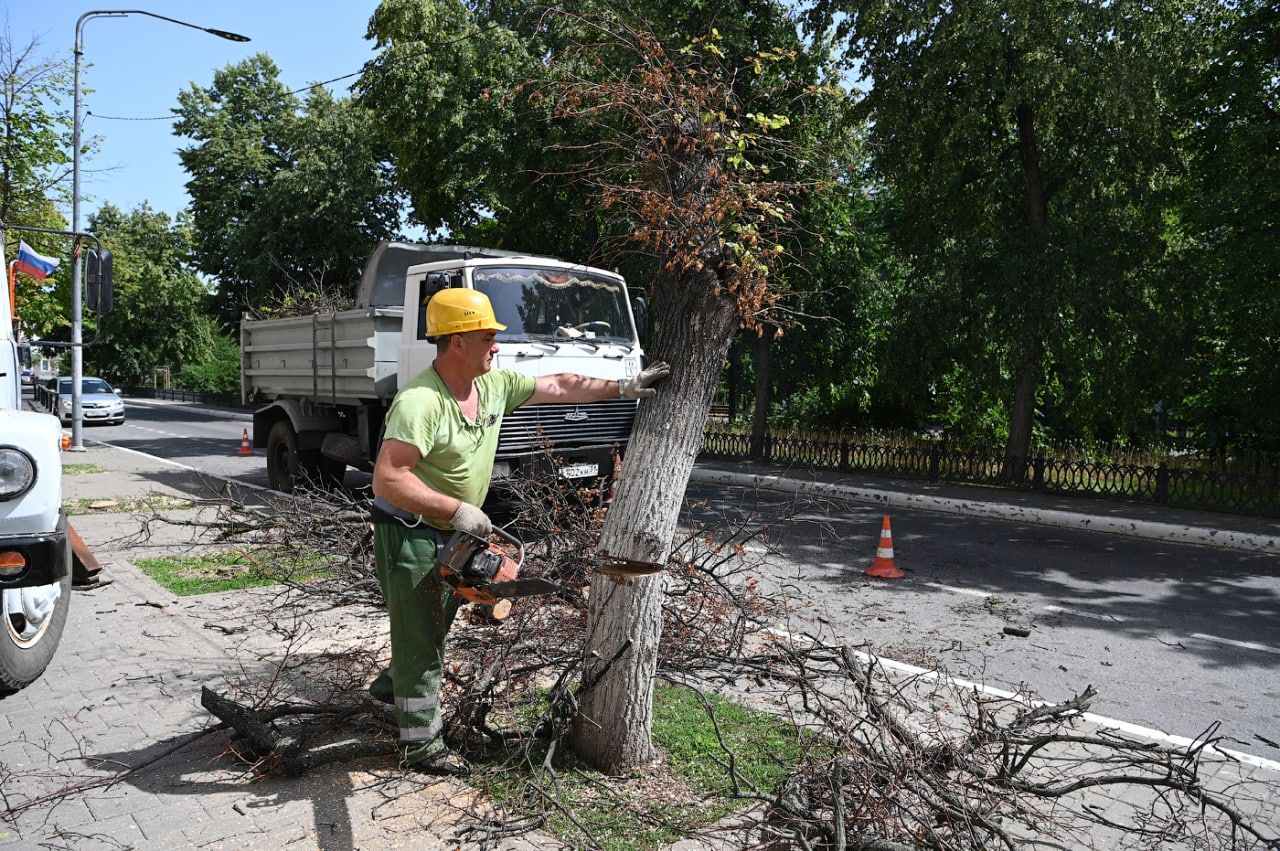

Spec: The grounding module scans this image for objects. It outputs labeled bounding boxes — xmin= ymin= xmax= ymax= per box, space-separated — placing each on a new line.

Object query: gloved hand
xmin=619 ymin=362 xmax=671 ymax=399
xmin=450 ymin=501 xmax=492 ymax=537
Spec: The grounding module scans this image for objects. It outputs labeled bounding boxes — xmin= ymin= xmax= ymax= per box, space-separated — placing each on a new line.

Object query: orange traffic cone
xmin=865 ymin=515 xmax=904 ymax=579
xmin=238 ymin=427 xmax=253 ymax=456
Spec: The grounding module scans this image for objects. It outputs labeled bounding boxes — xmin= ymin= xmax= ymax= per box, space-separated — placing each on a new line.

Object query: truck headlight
xmin=0 ymin=447 xmax=36 ymax=501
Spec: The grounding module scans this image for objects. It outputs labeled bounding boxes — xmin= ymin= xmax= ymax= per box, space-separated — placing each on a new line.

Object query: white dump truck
xmin=241 ymin=242 xmax=648 ymax=493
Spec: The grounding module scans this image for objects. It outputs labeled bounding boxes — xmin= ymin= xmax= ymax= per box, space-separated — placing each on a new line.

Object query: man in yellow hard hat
xmin=369 ymin=287 xmax=668 ymax=774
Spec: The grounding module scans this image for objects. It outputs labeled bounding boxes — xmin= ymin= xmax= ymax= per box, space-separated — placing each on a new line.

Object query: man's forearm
xmin=373 ymin=467 xmax=461 ymax=523
xmin=534 ymin=373 xmax=621 ymax=404
xmin=529 ymin=362 xmax=670 ymax=405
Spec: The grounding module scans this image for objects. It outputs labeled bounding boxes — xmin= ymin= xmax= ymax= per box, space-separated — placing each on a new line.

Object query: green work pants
xmin=371 ymin=521 xmax=461 ymax=764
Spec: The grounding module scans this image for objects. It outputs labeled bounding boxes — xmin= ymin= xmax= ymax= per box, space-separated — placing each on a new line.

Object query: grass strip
xmin=470 ymin=683 xmax=813 ymax=850
xmin=62 ymin=463 xmax=107 ymax=475
xmin=133 ymin=548 xmax=329 ymax=596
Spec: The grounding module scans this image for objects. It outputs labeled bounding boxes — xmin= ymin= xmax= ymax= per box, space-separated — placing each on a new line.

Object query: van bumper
xmin=0 ymin=531 xmax=69 ymax=588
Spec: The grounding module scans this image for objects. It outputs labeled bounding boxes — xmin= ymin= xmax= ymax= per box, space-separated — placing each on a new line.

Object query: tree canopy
xmin=0 ymin=30 xmax=75 ymax=340
xmin=174 ymin=55 xmax=403 ymax=323
xmin=81 ymin=203 xmax=224 ymax=388
xmin=807 ymin=0 xmax=1218 ymax=461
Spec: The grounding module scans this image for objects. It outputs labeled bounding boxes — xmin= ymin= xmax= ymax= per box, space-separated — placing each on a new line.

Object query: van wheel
xmin=0 ymin=515 xmax=72 ymax=698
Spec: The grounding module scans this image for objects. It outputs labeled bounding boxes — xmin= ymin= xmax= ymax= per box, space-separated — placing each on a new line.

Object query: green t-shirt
xmin=383 ymin=365 xmax=536 ymax=528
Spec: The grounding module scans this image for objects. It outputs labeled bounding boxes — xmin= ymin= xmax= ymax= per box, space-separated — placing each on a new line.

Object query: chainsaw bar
xmin=481 ymin=577 xmax=568 ymax=599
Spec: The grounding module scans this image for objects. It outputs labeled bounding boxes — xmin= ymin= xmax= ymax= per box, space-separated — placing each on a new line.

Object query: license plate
xmin=559 ymin=463 xmax=599 ymax=479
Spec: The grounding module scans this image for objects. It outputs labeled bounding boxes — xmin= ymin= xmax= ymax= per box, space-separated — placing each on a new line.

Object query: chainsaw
xmin=434 ymin=526 xmax=566 ymax=619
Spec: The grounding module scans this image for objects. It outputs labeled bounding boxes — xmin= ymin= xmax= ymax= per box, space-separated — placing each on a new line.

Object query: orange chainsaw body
xmin=435 ymin=532 xmax=521 ymax=607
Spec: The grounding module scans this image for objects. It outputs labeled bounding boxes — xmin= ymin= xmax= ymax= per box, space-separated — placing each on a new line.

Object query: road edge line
xmin=88 ymin=438 xmax=270 ymax=493
xmin=762 ymin=626 xmax=1280 ymax=774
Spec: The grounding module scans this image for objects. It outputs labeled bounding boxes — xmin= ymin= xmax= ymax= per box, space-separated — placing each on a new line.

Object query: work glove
xmin=619 ymin=362 xmax=671 ymax=399
xmin=450 ymin=502 xmax=492 ymax=538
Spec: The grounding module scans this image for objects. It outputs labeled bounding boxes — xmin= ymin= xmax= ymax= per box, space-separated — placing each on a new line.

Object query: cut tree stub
xmin=595 ymin=557 xmax=664 ymax=578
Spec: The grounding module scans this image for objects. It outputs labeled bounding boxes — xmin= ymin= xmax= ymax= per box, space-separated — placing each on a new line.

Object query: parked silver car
xmin=55 ymin=377 xmax=125 ymax=426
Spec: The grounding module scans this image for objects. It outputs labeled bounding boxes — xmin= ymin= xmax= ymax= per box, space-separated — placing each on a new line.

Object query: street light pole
xmin=70 ymin=10 xmax=249 ymax=450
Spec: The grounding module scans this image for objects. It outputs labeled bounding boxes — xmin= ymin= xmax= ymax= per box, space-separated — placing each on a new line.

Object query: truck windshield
xmin=473 ymin=266 xmax=634 ymax=345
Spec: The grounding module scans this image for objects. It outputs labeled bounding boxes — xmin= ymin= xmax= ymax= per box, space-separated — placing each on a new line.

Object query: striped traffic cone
xmin=865 ymin=515 xmax=905 ymax=579
xmin=238 ymin=427 xmax=253 ymax=456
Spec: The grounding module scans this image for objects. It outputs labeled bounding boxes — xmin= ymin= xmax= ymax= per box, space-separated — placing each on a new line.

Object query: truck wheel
xmin=267 ymin=420 xmax=303 ymax=493
xmin=303 ymin=455 xmax=347 ymax=491
xmin=0 ymin=515 xmax=72 ymax=697
xmin=267 ymin=421 xmax=345 ymax=492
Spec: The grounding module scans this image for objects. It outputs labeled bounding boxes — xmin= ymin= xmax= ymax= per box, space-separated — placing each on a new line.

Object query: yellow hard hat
xmin=425 ymin=288 xmax=507 ymax=337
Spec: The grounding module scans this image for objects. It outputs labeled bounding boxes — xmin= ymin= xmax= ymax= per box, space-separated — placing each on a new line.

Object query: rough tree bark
xmin=572 ymin=267 xmax=739 ymax=771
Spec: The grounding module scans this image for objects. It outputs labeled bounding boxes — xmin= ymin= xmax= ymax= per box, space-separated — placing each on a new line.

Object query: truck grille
xmin=498 ymin=399 xmax=638 ymax=454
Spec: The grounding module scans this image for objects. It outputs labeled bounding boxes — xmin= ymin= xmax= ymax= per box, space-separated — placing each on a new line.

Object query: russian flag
xmin=15 ymin=241 xmax=60 ymax=281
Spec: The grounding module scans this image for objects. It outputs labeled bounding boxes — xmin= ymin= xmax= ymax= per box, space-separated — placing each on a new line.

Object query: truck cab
xmin=243 ymin=243 xmax=648 ymax=494
xmin=403 ymin=257 xmax=643 ymax=486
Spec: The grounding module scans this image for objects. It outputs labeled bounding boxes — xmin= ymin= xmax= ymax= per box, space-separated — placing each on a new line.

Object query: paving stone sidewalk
xmin=1 ymin=446 xmax=558 ymax=850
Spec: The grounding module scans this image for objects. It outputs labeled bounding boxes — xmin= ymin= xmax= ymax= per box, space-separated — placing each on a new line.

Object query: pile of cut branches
xmin=127 ymin=471 xmax=1279 ymax=850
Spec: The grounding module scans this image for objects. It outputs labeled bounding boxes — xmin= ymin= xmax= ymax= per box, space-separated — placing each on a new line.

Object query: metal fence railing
xmin=700 ymin=426 xmax=1280 ymax=518
xmin=126 ymin=386 xmax=248 ymax=409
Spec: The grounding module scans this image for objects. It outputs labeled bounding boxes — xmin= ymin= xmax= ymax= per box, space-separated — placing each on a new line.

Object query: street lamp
xmin=69 ymin=10 xmax=249 ymax=450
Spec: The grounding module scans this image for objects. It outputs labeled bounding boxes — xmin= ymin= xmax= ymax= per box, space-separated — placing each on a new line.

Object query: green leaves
xmin=81 ymin=203 xmax=216 ymax=388
xmin=810 ymin=0 xmax=1218 ymax=450
xmin=175 ymin=54 xmax=402 ymax=322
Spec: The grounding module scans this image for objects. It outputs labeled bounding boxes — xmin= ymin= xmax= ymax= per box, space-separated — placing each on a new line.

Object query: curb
xmin=689 ymin=468 xmax=1280 ymax=555
xmin=123 ymin=397 xmax=253 ymax=423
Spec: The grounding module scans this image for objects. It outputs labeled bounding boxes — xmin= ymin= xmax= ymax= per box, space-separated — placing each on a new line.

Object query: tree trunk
xmin=572 ymin=267 xmax=738 ymax=773
xmin=1000 ymin=99 xmax=1051 ymax=482
xmin=750 ymin=324 xmax=774 ymax=460
xmin=1001 ymin=356 xmax=1038 ymax=482
xmin=726 ymin=338 xmax=740 ymax=420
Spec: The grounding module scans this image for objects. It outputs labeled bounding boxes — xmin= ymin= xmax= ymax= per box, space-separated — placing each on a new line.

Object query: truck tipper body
xmin=242 ymin=242 xmax=646 ymax=493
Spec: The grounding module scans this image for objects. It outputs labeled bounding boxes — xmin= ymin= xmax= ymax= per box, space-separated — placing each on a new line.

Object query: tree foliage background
xmin=2 ymin=1 xmax=1275 ymax=456
xmin=174 ymin=54 xmax=403 ymax=324
xmin=1 ymin=29 xmax=75 ymax=341
xmin=81 ymin=203 xmax=228 ymax=389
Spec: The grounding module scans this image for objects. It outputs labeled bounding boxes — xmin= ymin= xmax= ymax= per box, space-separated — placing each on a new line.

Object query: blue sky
xmin=5 ymin=1 xmax=382 ymax=223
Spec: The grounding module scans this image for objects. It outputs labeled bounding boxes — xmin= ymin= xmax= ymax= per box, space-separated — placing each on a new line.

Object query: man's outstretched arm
xmin=527 ymin=362 xmax=670 ymax=405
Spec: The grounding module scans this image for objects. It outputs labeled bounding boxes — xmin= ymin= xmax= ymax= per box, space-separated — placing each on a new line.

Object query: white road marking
xmin=1190 ymin=633 xmax=1280 ymax=656
xmin=122 ymin=421 xmax=237 ymax=445
xmin=763 ymin=626 xmax=1280 ymax=773
xmin=88 ymin=438 xmax=269 ymax=493
xmin=925 ymin=582 xmax=993 ymax=598
xmin=1043 ymin=604 xmax=1128 ymax=623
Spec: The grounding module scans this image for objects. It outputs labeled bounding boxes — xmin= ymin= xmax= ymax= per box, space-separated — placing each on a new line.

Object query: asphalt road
xmin=72 ymin=398 xmax=271 ymax=488
xmin=682 ymin=482 xmax=1280 ymax=762
xmin=46 ymin=394 xmax=1280 ymax=765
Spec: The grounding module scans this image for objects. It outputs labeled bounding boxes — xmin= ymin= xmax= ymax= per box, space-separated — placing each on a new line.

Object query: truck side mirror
xmin=422 ymin=272 xmax=453 ymax=302
xmin=631 ymin=297 xmax=648 ymax=342
xmin=417 ymin=273 xmax=456 ymax=339
xmin=86 ymin=248 xmax=114 ymax=315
